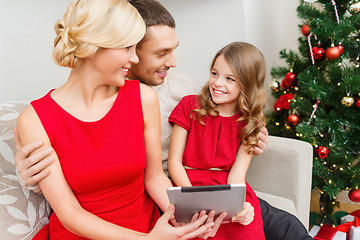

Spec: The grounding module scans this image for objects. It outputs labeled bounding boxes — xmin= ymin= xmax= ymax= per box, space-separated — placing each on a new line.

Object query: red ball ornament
xmin=287 ymin=114 xmax=300 ymax=126
xmin=315 ymin=146 xmax=329 ymax=159
xmin=348 ymin=189 xmax=360 ymax=203
xmin=282 ymin=72 xmax=297 ymax=90
xmin=337 ymin=45 xmax=344 ymax=55
xmin=282 ymin=79 xmax=294 ymax=90
xmin=326 ymin=46 xmax=341 ymax=60
xmin=312 ymin=45 xmax=326 ymax=61
xmin=355 ymin=97 xmax=360 ymax=107
xmin=282 ymin=79 xmax=290 ymax=90
xmin=301 ymin=24 xmax=311 ymax=36
xmin=285 ymin=72 xmax=296 ymax=81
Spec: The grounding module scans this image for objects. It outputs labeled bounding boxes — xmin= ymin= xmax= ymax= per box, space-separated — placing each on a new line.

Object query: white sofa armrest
xmin=246 ymin=136 xmax=313 ymax=229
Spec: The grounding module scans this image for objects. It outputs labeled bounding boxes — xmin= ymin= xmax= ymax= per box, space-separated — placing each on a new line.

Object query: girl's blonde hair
xmin=53 ymin=0 xmax=146 ymax=68
xmin=194 ymin=42 xmax=267 ymax=155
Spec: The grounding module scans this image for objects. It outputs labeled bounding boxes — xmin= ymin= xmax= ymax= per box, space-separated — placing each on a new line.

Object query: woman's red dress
xmin=32 ymin=80 xmax=160 ymax=239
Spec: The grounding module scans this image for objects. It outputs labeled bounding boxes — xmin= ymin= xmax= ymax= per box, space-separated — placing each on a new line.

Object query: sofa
xmin=0 ymin=100 xmax=313 ymax=239
xmin=247 ymin=135 xmax=313 ymax=230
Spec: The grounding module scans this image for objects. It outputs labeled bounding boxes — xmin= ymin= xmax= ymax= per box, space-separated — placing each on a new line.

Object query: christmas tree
xmin=267 ymin=0 xmax=360 ymax=224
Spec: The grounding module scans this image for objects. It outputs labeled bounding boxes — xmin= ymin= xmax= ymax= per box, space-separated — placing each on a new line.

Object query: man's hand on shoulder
xmin=253 ymin=127 xmax=269 ymax=156
xmin=14 ymin=127 xmax=54 ymax=193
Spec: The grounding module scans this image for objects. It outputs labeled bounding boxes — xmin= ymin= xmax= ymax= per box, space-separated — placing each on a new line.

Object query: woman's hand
xmin=170 ymin=210 xmax=227 ymax=239
xmin=231 ymin=202 xmax=254 ymax=225
xmin=148 ymin=204 xmax=216 ymax=240
xmin=196 ymin=210 xmax=227 ymax=239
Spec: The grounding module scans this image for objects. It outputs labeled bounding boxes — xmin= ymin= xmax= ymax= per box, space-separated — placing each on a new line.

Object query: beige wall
xmin=0 ymin=0 xmax=72 ymax=102
xmin=0 ymin=0 xmax=300 ymax=111
xmin=243 ymin=0 xmax=301 ymax=112
xmin=158 ymin=0 xmax=246 ymax=89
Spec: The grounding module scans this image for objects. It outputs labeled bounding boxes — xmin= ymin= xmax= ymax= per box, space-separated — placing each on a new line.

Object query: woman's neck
xmin=56 ymin=65 xmax=118 ymax=108
xmin=49 ymin=65 xmax=119 ymax=122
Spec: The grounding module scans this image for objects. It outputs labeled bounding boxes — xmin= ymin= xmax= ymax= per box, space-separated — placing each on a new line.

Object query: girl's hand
xmin=148 ymin=204 xmax=214 ymax=240
xmin=231 ymin=202 xmax=254 ymax=225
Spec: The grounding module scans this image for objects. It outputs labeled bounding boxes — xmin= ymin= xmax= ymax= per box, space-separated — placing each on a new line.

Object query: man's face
xmin=127 ymin=25 xmax=178 ymax=86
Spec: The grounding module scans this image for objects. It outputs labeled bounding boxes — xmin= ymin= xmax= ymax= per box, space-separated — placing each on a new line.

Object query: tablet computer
xmin=167 ymin=183 xmax=246 ymax=222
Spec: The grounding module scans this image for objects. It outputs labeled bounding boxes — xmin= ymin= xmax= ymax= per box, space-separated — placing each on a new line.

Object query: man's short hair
xmin=128 ymin=0 xmax=175 ymax=28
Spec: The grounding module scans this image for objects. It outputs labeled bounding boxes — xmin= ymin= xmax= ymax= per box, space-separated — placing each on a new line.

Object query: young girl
xmin=168 ymin=41 xmax=267 ymax=239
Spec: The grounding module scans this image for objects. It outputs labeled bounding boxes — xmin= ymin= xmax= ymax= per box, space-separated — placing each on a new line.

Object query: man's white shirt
xmin=152 ymin=70 xmax=199 ymax=175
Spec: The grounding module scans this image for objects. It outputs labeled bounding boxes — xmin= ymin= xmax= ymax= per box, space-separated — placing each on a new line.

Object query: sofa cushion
xmin=0 ymin=101 xmax=50 ymax=240
xmin=255 ymin=190 xmax=297 ymax=216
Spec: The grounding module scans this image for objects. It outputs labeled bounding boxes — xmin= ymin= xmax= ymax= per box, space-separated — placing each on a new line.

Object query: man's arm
xmin=253 ymin=126 xmax=268 ymax=156
xmin=13 ymin=127 xmax=54 ymax=193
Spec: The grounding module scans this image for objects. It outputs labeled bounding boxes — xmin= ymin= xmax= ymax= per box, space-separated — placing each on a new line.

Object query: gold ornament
xmin=270 ymin=79 xmax=280 ymax=91
xmin=349 ymin=1 xmax=360 ymax=14
xmin=341 ymin=94 xmax=354 ymax=106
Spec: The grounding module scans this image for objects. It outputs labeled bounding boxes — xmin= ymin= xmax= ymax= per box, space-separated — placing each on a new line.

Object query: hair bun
xmin=54 ymin=20 xmax=65 ymax=35
xmin=53 ymin=20 xmax=78 ymax=68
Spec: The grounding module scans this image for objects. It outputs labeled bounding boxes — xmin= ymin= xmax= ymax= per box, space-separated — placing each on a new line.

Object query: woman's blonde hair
xmin=194 ymin=42 xmax=267 ymax=155
xmin=53 ymin=0 xmax=146 ymax=68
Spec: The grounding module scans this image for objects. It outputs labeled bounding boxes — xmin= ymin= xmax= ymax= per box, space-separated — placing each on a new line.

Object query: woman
xmin=17 ymin=0 xmax=213 ymax=239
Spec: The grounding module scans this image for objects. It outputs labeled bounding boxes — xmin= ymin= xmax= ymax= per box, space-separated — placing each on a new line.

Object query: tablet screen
xmin=167 ymin=183 xmax=246 ymax=222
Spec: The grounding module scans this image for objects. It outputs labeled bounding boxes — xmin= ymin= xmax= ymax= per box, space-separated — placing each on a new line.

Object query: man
xmin=15 ymin=0 xmax=312 ymax=239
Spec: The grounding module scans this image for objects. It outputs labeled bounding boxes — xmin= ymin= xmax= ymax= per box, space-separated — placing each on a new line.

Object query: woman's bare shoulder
xmin=139 ymin=83 xmax=158 ymax=107
xmin=17 ymin=104 xmax=48 ymax=146
xmin=17 ymin=105 xmax=38 ymax=126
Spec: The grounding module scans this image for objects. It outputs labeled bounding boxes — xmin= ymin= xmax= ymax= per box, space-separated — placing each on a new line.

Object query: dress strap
xmin=183 ymin=166 xmax=230 ymax=171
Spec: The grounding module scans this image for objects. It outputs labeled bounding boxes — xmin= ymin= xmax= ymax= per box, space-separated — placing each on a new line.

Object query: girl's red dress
xmin=169 ymin=95 xmax=265 ymax=240
xmin=31 ymin=80 xmax=160 ymax=239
